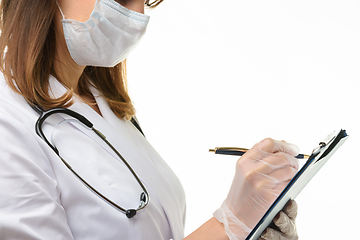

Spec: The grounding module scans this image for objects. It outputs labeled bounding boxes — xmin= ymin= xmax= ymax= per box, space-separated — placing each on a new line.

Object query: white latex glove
xmin=260 ymin=200 xmax=298 ymax=240
xmin=214 ymin=138 xmax=300 ymax=240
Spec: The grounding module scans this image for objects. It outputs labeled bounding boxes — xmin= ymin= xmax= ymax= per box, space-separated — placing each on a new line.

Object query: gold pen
xmin=209 ymin=147 xmax=310 ymax=159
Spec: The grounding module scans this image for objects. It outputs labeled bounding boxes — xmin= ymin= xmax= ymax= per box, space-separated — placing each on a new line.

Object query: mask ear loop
xmin=56 ymin=1 xmax=66 ymax=20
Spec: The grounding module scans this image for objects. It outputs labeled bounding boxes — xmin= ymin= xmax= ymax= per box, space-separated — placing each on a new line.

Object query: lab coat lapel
xmin=70 ymin=99 xmax=184 ymax=240
xmin=48 ymin=78 xmax=184 ymax=239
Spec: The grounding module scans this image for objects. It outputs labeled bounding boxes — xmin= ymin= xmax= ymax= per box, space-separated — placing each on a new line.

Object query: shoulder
xmin=0 ymin=73 xmax=74 ymax=239
xmin=0 ymin=71 xmax=58 ymax=180
xmin=0 ymin=72 xmax=41 ymax=127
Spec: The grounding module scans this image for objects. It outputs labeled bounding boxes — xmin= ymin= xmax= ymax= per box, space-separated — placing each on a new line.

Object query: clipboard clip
xmin=310 ymin=129 xmax=348 ymax=163
xmin=310 ymin=133 xmax=336 ymax=158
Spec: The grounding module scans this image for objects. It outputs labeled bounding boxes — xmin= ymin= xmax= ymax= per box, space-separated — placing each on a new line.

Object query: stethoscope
xmin=29 ymin=103 xmax=149 ymax=218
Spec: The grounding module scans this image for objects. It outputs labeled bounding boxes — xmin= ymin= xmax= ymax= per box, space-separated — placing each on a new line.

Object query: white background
xmin=127 ymin=1 xmax=360 ymax=239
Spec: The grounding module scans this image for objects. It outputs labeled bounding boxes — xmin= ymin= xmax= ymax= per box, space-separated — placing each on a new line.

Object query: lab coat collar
xmin=48 ymin=76 xmax=185 ymax=240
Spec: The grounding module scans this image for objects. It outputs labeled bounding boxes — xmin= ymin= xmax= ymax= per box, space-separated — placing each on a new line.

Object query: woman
xmin=0 ymin=0 xmax=299 ymax=239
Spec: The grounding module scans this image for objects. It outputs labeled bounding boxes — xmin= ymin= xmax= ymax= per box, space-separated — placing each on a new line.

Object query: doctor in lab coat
xmin=0 ymin=0 xmax=300 ymax=239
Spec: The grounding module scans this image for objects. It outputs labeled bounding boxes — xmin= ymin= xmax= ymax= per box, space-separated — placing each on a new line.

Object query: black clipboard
xmin=245 ymin=129 xmax=349 ymax=240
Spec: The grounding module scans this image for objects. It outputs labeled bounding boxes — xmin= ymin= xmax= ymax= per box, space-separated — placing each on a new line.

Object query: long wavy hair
xmin=0 ymin=0 xmax=163 ymax=120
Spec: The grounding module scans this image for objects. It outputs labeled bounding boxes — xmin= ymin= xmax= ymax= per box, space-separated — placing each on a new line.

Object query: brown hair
xmin=0 ymin=0 xmax=163 ymax=120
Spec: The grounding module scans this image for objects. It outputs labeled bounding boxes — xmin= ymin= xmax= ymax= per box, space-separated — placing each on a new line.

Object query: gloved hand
xmin=214 ymin=138 xmax=300 ymax=240
xmin=260 ymin=200 xmax=298 ymax=240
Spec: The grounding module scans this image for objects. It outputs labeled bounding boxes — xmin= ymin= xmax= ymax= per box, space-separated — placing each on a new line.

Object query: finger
xmin=273 ymin=211 xmax=297 ymax=236
xmin=265 ymin=180 xmax=290 ymax=198
xmin=240 ymin=139 xmax=300 ymax=169
xmin=249 ymin=169 xmax=294 ymax=193
xmin=265 ymin=152 xmax=299 ymax=170
xmin=253 ymin=152 xmax=299 ymax=175
xmin=250 ymin=172 xmax=291 ymax=191
xmin=269 ymin=166 xmax=298 ymax=182
xmin=283 ymin=200 xmax=298 ymax=220
xmin=261 ymin=227 xmax=285 ymax=240
xmin=250 ymin=173 xmax=283 ymax=194
xmin=254 ymin=138 xmax=300 ymax=156
xmin=250 ymin=177 xmax=290 ymax=203
xmin=255 ymin=180 xmax=293 ymax=201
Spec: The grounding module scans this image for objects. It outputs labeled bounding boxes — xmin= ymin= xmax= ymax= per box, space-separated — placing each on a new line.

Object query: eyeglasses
xmin=145 ymin=0 xmax=164 ymax=8
xmin=30 ymin=104 xmax=149 ymax=219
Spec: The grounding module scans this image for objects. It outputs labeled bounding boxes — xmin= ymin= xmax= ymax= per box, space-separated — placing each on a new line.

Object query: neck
xmin=53 ymin=44 xmax=102 ymax=115
xmin=52 ymin=3 xmax=103 ymax=116
xmin=54 ymin=53 xmax=85 ymax=93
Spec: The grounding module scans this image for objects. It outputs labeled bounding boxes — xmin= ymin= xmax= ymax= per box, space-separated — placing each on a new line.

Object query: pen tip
xmin=209 ymin=149 xmax=215 ymax=153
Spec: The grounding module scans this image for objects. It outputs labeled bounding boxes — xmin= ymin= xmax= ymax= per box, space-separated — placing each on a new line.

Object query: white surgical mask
xmin=58 ymin=0 xmax=150 ymax=67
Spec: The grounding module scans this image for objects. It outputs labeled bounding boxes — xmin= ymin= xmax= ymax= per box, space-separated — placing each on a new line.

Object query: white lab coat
xmin=0 ymin=74 xmax=186 ymax=240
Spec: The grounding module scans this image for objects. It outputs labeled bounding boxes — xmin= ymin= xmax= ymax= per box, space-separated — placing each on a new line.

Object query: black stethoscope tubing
xmin=29 ymin=103 xmax=149 ymax=218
